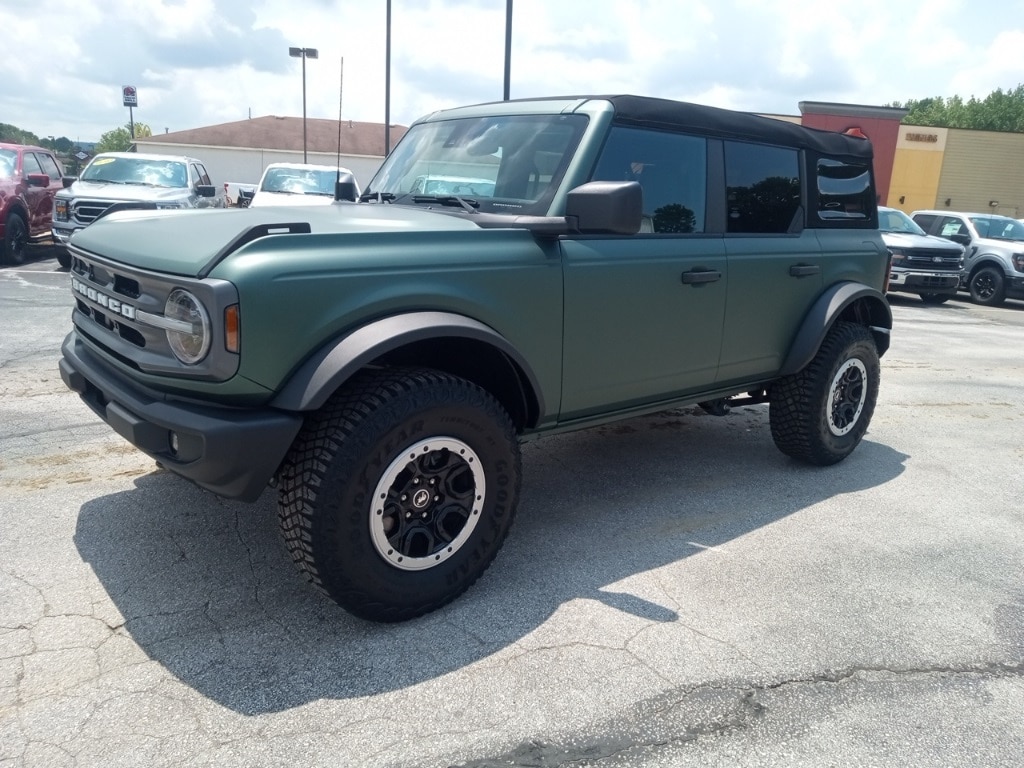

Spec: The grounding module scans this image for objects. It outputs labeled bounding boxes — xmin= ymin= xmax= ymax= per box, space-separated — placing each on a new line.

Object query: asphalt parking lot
xmin=2 ymin=250 xmax=1023 ymax=767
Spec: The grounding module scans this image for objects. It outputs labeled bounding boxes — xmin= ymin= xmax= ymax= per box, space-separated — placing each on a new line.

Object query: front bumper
xmin=52 ymin=225 xmax=82 ymax=245
xmin=888 ymin=270 xmax=961 ymax=294
xmin=59 ymin=332 xmax=303 ymax=501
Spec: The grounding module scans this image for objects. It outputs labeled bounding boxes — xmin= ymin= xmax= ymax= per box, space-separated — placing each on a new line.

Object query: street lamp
xmin=289 ymin=46 xmax=319 ymax=162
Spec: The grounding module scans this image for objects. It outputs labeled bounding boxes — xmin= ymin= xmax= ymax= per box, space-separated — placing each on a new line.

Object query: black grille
xmin=903 ymin=248 xmax=962 ymax=271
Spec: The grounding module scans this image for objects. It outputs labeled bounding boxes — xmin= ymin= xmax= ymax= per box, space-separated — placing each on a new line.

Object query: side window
xmin=195 ymin=164 xmax=212 ymax=186
xmin=188 ymin=164 xmax=202 ymax=187
xmin=34 ymin=153 xmax=62 ymax=181
xmin=21 ymin=152 xmax=43 ymax=176
xmin=912 ymin=213 xmax=937 ymax=233
xmin=938 ymin=217 xmax=967 ymax=238
xmin=724 ymin=141 xmax=800 ymax=234
xmin=591 ymin=126 xmax=707 ymax=233
xmin=815 ymin=158 xmax=872 ymax=222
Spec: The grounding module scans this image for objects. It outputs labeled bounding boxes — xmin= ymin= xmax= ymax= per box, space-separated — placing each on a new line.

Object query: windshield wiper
xmin=411 ymin=194 xmax=479 ymax=212
xmin=358 ymin=191 xmax=397 ymax=203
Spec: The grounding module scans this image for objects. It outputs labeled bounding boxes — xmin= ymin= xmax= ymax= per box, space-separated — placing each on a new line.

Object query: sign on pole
xmin=122 ymin=86 xmax=138 ymax=107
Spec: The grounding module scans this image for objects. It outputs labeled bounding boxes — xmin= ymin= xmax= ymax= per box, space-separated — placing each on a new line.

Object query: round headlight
xmin=165 ymin=289 xmax=211 ymax=364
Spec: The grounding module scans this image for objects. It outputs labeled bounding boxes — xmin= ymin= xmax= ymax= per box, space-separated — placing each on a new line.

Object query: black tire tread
xmin=276 ymin=367 xmax=519 ymax=621
xmin=770 ymin=321 xmax=878 ymax=466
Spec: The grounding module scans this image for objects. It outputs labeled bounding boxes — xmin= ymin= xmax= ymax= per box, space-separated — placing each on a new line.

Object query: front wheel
xmin=277 ymin=368 xmax=521 ymax=622
xmin=2 ymin=213 xmax=27 ymax=265
xmin=770 ymin=321 xmax=880 ymax=466
xmin=919 ymin=293 xmax=950 ymax=305
xmin=968 ymin=266 xmax=1006 ymax=306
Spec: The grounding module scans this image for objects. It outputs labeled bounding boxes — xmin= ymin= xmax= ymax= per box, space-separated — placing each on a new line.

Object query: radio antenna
xmin=342 ymin=55 xmax=350 ymax=183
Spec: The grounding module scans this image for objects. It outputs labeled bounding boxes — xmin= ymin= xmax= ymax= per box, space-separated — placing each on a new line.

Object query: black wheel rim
xmin=974 ymin=274 xmax=995 ymax=299
xmin=828 ymin=359 xmax=867 ymax=436
xmin=369 ymin=437 xmax=485 ymax=571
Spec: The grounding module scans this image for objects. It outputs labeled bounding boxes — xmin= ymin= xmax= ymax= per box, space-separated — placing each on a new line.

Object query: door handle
xmin=789 ymin=264 xmax=820 ymax=277
xmin=681 ymin=269 xmax=722 ymax=284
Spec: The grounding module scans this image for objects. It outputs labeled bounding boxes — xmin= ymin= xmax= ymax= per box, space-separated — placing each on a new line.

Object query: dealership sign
xmin=122 ymin=86 xmax=138 ymax=107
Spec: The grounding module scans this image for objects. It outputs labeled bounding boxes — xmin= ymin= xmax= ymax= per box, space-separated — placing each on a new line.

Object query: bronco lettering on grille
xmin=71 ymin=277 xmax=137 ymax=320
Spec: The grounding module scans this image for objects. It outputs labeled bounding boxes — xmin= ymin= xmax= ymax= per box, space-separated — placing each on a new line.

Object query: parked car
xmin=911 ymin=210 xmax=1024 ymax=306
xmin=247 ymin=163 xmax=359 ymax=207
xmin=59 ymin=94 xmax=891 ymax=621
xmin=877 ymin=206 xmax=963 ymax=304
xmin=0 ymin=142 xmax=63 ymax=265
xmin=52 ymin=152 xmax=223 ymax=268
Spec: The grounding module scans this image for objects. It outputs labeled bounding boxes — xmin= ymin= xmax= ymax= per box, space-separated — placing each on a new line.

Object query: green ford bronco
xmin=59 ymin=95 xmax=892 ymax=621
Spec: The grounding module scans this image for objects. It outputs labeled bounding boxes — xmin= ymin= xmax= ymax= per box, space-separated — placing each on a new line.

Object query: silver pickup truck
xmin=52 ymin=151 xmax=222 ymax=267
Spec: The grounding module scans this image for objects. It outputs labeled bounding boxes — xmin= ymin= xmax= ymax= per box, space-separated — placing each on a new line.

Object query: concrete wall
xmin=887 ymin=127 xmax=947 ymax=213
xmin=937 ymin=129 xmax=1024 ymax=218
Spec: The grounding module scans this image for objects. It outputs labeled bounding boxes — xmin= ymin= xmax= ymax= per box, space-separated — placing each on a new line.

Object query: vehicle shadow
xmin=74 ymin=405 xmax=907 ymax=714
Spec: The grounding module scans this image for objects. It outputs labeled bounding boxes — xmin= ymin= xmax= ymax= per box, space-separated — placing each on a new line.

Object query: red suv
xmin=0 ymin=142 xmax=64 ymax=265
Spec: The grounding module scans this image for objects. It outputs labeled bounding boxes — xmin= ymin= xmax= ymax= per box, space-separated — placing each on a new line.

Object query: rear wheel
xmin=2 ymin=213 xmax=27 ymax=265
xmin=770 ymin=322 xmax=879 ymax=466
xmin=968 ymin=266 xmax=1006 ymax=307
xmin=277 ymin=368 xmax=521 ymax=622
xmin=919 ymin=293 xmax=950 ymax=305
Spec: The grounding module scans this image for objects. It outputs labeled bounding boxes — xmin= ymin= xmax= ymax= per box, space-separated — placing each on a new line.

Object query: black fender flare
xmin=270 ymin=311 xmax=545 ymax=414
xmin=779 ymin=282 xmax=892 ymax=376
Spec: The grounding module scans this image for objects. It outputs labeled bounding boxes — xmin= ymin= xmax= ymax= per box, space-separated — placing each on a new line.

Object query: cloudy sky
xmin=5 ymin=0 xmax=1024 ymax=143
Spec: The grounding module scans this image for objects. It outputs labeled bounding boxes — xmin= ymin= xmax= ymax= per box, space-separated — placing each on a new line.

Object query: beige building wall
xmin=937 ymin=129 xmax=1024 ymax=218
xmin=887 ymin=127 xmax=947 ymax=213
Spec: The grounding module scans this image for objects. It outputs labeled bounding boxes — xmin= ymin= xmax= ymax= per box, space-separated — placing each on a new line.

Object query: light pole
xmin=289 ymin=46 xmax=319 ymax=162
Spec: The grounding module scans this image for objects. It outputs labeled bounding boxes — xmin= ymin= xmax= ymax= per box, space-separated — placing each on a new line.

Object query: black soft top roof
xmin=600 ymin=95 xmax=873 ymax=160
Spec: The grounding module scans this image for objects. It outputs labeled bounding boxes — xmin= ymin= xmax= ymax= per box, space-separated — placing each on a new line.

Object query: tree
xmin=892 ymin=84 xmax=1024 ymax=133
xmin=95 ymin=122 xmax=153 ymax=153
xmin=0 ymin=123 xmax=41 ymax=145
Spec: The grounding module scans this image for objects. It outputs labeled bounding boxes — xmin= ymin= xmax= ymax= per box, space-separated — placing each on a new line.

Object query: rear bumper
xmin=59 ymin=332 xmax=302 ymax=501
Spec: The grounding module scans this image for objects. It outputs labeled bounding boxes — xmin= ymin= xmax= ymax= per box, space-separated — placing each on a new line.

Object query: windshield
xmin=971 ymin=216 xmax=1024 ymax=241
xmin=260 ymin=167 xmax=341 ymax=196
xmin=0 ymin=149 xmax=15 ymax=179
xmin=878 ymin=207 xmax=926 ymax=235
xmin=364 ymin=113 xmax=588 ymax=215
xmin=81 ymin=156 xmax=189 ymax=188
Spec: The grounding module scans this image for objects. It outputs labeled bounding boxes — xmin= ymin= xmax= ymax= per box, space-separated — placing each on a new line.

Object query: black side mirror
xmin=949 ymin=233 xmax=970 ymax=246
xmin=334 ymin=174 xmax=358 ymax=202
xmin=61 ymin=175 xmax=77 ymax=189
xmin=565 ymin=181 xmax=642 ymax=235
xmin=196 ymin=184 xmax=216 ymax=198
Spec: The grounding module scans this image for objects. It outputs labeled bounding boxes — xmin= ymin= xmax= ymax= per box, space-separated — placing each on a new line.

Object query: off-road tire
xmin=919 ymin=293 xmax=950 ymax=305
xmin=277 ymin=368 xmax=521 ymax=622
xmin=2 ymin=213 xmax=27 ymax=265
xmin=770 ymin=321 xmax=879 ymax=466
xmin=968 ymin=266 xmax=1006 ymax=307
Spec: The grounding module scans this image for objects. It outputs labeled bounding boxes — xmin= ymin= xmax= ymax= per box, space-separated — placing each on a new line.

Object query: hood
xmin=68 ymin=201 xmax=485 ymax=276
xmin=880 ymin=231 xmax=963 ymax=252
xmin=61 ymin=179 xmax=194 ymax=203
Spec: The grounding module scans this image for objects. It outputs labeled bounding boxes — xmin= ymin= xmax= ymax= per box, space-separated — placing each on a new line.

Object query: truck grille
xmin=71 ymin=199 xmax=119 ymax=224
xmin=903 ymin=248 xmax=962 ymax=271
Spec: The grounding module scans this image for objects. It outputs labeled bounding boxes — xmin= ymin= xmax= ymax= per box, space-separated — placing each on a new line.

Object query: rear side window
xmin=724 ymin=141 xmax=800 ymax=234
xmin=591 ymin=126 xmax=707 ymax=233
xmin=815 ymin=158 xmax=873 ymax=222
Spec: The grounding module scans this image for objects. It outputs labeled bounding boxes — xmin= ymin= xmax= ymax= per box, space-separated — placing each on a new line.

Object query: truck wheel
xmin=2 ymin=213 xmax=27 ymax=265
xmin=56 ymin=248 xmax=72 ymax=269
xmin=277 ymin=368 xmax=521 ymax=622
xmin=968 ymin=266 xmax=1006 ymax=306
xmin=919 ymin=293 xmax=950 ymax=305
xmin=770 ymin=321 xmax=879 ymax=466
